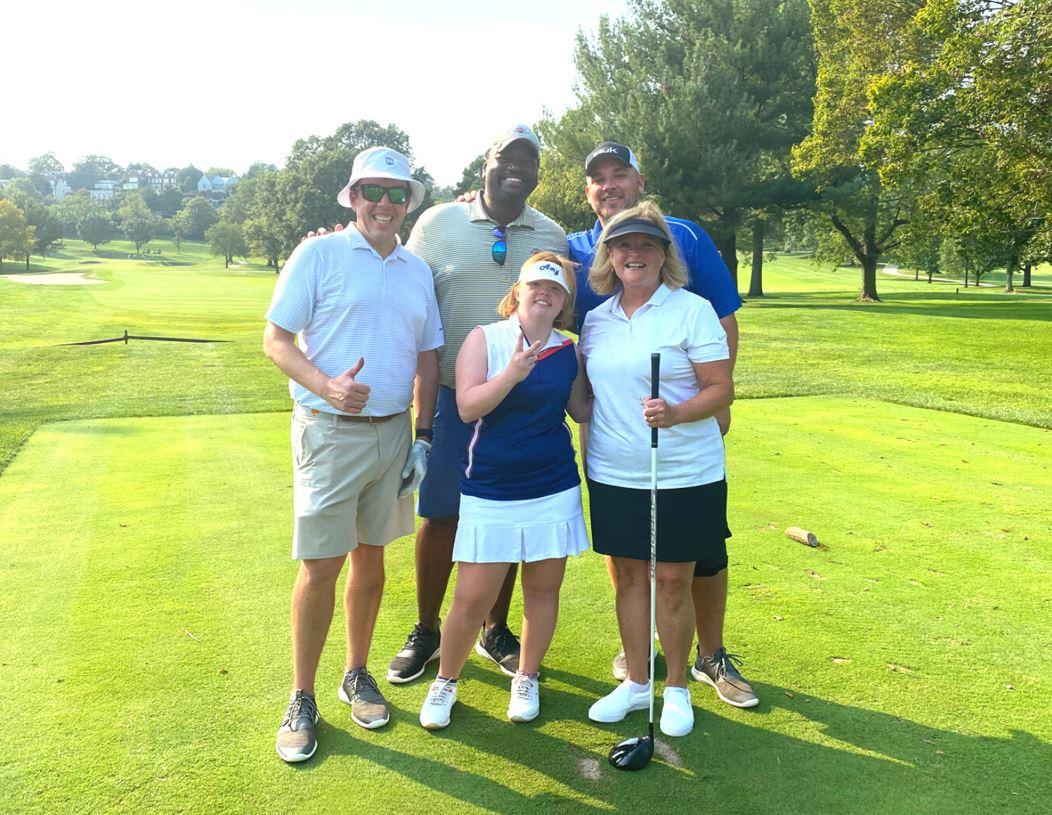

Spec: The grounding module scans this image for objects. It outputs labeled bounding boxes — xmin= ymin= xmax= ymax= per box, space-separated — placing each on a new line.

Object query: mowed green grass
xmin=1 ymin=242 xmax=1049 ymax=476
xmin=1 ymin=399 xmax=1048 ymax=815
xmin=1 ymin=240 xmax=1050 ymax=813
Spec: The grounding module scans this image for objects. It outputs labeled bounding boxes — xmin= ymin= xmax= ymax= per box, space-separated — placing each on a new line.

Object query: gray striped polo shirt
xmin=406 ymin=196 xmax=567 ymax=389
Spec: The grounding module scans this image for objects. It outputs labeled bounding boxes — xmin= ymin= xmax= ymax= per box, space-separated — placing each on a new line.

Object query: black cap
xmin=601 ymin=218 xmax=670 ymax=245
xmin=585 ymin=142 xmax=641 ymax=176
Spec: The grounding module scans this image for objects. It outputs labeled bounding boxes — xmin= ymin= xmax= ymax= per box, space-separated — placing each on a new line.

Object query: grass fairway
xmin=1 ymin=241 xmax=1050 ymax=813
xmin=0 ymin=399 xmax=1048 ymax=814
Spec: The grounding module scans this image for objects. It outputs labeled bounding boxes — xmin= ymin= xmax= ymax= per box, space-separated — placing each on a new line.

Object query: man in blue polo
xmin=570 ymin=141 xmax=758 ymax=709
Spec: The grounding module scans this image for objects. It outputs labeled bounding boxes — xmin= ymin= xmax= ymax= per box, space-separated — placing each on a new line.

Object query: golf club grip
xmin=650 ymin=353 xmax=660 ymax=447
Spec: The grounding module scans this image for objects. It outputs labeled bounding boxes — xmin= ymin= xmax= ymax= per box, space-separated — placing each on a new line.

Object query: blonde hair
xmin=589 ymin=201 xmax=690 ymax=296
xmin=497 ymin=251 xmax=578 ymax=330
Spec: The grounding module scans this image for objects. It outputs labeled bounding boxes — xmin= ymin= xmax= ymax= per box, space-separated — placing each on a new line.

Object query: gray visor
xmin=601 ymin=218 xmax=671 ymax=245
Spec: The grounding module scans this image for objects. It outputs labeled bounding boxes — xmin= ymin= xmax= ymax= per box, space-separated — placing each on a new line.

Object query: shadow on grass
xmin=284 ymin=671 xmax=1050 ymax=813
xmin=749 ymin=291 xmax=1052 ymax=322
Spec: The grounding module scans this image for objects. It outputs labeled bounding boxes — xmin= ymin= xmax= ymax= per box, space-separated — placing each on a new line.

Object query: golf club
xmin=609 ymin=351 xmax=660 ymax=771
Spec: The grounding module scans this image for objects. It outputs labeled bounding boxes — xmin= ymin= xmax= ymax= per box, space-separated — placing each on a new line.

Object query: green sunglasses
xmin=356 ymin=183 xmax=410 ymax=205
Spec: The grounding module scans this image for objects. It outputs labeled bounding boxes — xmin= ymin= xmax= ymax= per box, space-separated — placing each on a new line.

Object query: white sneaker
xmin=508 ymin=672 xmax=540 ymax=722
xmin=420 ymin=678 xmax=457 ymax=729
xmin=588 ymin=679 xmax=651 ymax=723
xmin=660 ymin=686 xmax=694 ymax=736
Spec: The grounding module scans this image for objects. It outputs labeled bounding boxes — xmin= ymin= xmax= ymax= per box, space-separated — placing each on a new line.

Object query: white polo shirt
xmin=580 ymin=284 xmax=729 ymax=489
xmin=266 ymin=227 xmax=444 ymax=416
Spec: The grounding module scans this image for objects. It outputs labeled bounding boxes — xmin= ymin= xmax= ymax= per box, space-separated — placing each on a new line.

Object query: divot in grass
xmin=654 ymin=740 xmax=685 ymax=768
xmin=576 ymin=757 xmax=601 ymax=780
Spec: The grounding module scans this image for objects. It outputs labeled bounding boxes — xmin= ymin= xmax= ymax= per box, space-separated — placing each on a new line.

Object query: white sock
xmin=628 ymin=679 xmax=651 ymax=694
xmin=664 ymin=686 xmax=690 ymax=698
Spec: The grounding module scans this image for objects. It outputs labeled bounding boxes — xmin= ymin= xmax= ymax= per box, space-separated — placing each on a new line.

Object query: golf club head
xmin=608 ymin=734 xmax=654 ymax=771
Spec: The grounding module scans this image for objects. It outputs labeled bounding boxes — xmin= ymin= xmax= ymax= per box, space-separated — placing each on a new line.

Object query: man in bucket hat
xmin=385 ymin=125 xmax=568 ymax=687
xmin=264 ymin=146 xmax=442 ymax=762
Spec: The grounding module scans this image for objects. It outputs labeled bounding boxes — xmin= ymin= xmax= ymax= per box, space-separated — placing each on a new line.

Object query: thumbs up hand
xmin=324 ymin=356 xmax=371 ymax=413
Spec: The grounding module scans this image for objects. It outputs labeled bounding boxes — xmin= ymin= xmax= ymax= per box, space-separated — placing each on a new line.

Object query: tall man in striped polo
xmin=265 ymin=147 xmax=442 ymax=762
xmin=385 ymin=125 xmax=568 ymax=683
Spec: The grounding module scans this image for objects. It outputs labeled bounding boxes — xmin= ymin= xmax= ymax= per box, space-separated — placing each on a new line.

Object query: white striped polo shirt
xmin=266 ymin=227 xmax=444 ymax=416
xmin=406 ymin=196 xmax=567 ymax=389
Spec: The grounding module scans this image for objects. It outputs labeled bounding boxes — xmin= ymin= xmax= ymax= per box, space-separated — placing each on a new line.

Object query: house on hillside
xmin=50 ymin=177 xmax=71 ymax=201
xmin=88 ymin=179 xmax=119 ymax=201
xmin=144 ymin=171 xmax=179 ymax=189
xmin=197 ymin=174 xmax=239 ymax=195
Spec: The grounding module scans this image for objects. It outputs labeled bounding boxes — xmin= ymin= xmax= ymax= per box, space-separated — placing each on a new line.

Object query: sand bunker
xmin=0 ymin=272 xmax=106 ymax=286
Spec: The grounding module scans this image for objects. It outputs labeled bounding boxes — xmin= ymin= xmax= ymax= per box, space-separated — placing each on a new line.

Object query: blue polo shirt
xmin=568 ymin=216 xmax=741 ymax=333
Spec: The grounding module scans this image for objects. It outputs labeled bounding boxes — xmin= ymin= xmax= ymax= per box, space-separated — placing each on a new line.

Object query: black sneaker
xmin=275 ymin=690 xmax=319 ymax=763
xmin=339 ymin=667 xmax=390 ymax=729
xmin=387 ymin=622 xmax=441 ymax=684
xmin=474 ymin=623 xmax=520 ymax=677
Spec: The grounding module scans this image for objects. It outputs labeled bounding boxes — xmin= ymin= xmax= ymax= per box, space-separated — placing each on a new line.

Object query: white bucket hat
xmin=337 ymin=146 xmax=426 ymax=212
xmin=519 ymin=258 xmax=572 ymax=294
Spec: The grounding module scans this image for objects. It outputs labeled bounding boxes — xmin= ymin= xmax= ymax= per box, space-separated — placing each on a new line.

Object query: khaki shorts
xmin=291 ymin=406 xmax=414 ymax=560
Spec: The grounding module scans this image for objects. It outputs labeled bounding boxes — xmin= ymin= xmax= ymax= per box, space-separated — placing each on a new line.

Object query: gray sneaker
xmin=339 ymin=667 xmax=390 ymax=729
xmin=276 ymin=690 xmax=319 ymax=763
xmin=612 ymin=649 xmax=628 ymax=681
xmin=691 ymin=647 xmax=759 ymax=708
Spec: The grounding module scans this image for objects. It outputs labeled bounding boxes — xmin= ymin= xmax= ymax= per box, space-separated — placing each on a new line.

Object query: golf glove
xmin=398 ymin=438 xmax=431 ymax=499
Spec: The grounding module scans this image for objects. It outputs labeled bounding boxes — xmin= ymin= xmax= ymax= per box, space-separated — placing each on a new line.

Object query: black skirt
xmin=587 ymin=478 xmax=731 ymax=564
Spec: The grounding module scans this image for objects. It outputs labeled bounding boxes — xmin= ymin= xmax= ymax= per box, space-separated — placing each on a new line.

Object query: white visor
xmin=518 ymin=259 xmax=571 ymax=294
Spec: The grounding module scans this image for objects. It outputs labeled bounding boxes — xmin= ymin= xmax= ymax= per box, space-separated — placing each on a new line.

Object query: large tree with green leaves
xmin=0 ymin=200 xmax=33 ymax=268
xmin=118 ymin=193 xmax=156 ymax=253
xmin=67 ymin=155 xmax=122 ymax=190
xmin=865 ymin=0 xmax=1051 ymax=293
xmin=791 ymin=0 xmax=930 ymax=302
xmin=239 ymin=172 xmax=286 ymax=270
xmin=529 ymin=149 xmax=595 ymax=236
xmin=206 ymin=221 xmax=248 ymax=268
xmin=77 ymin=211 xmax=114 ymax=251
xmin=172 ymin=195 xmax=218 ymax=241
xmin=555 ymin=0 xmax=816 ymax=289
xmin=7 ymin=184 xmax=63 ymax=259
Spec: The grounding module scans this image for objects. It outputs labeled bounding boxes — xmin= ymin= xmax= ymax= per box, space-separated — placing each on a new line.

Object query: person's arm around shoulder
xmin=263 ymin=323 xmax=370 ymax=414
xmin=455 ymin=327 xmax=542 ymax=422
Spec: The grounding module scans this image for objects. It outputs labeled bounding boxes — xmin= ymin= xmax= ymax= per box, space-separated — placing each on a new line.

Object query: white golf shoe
xmin=588 ymin=679 xmax=651 ymax=723
xmin=659 ymin=686 xmax=694 ymax=736
xmin=420 ymin=677 xmax=457 ymax=730
xmin=507 ymin=672 xmax=540 ymax=722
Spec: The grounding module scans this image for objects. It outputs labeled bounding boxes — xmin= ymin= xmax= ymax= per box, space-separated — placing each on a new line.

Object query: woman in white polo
xmin=419 ymin=252 xmax=592 ymax=729
xmin=579 ymin=202 xmax=734 ymax=738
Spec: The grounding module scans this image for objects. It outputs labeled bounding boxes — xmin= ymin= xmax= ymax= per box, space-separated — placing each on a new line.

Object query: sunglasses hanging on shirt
xmin=492 ymin=225 xmax=508 ymax=266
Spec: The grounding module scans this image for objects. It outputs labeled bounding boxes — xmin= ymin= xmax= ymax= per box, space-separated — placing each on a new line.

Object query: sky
xmin=3 ymin=0 xmax=631 ymax=187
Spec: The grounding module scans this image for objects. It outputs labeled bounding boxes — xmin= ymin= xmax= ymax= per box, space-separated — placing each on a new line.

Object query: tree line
xmin=3 ymin=0 xmax=1048 ymax=297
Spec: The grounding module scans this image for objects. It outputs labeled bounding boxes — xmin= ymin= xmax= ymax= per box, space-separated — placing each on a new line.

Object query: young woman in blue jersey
xmin=419 ymin=252 xmax=592 ymax=729
xmin=580 ymin=202 xmax=734 ymax=738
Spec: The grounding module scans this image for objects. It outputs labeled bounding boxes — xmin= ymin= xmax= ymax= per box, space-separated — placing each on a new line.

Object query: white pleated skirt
xmin=453 ymin=484 xmax=590 ymax=564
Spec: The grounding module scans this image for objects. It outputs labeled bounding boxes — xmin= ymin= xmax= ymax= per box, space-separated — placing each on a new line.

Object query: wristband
xmin=415 ymin=427 xmax=434 ymax=442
